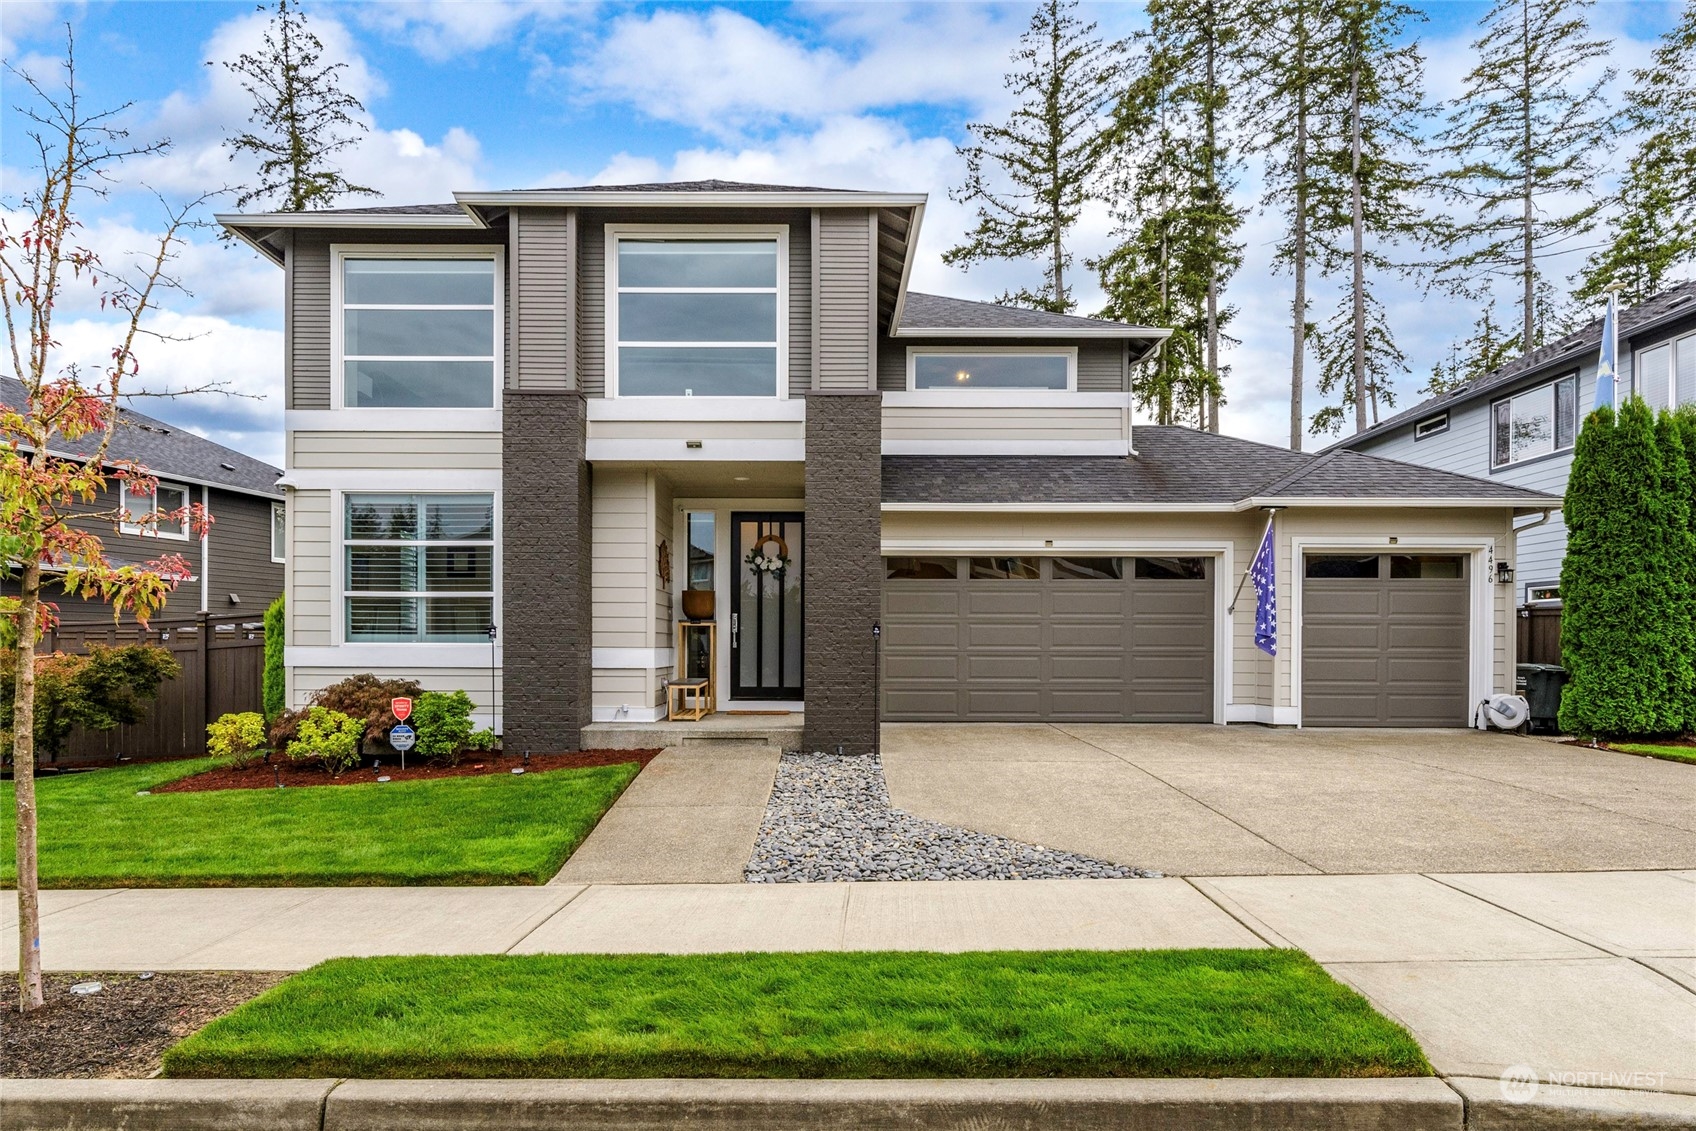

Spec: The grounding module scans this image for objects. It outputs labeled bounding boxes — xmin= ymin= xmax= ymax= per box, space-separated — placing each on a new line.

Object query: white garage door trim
xmin=1288 ymin=536 xmax=1495 ymax=727
xmin=880 ymin=538 xmax=1234 ymax=725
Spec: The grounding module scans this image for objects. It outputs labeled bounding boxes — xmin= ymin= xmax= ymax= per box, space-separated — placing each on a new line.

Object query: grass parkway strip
xmin=160 ymin=950 xmax=1432 ymax=1081
xmin=0 ymin=758 xmax=641 ymax=887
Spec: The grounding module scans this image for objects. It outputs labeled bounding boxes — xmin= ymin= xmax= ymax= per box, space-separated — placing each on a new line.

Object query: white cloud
xmin=47 ymin=311 xmax=284 ymax=466
xmin=352 ymin=1 xmax=587 ymax=61
xmin=567 ymin=5 xmax=1030 ymax=136
xmin=0 ymin=1 xmax=69 ymax=58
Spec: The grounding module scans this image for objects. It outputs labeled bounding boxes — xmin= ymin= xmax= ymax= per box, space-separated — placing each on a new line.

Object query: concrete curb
xmin=3 ymin=1076 xmax=1691 ymax=1130
xmin=0 ymin=1078 xmax=339 ymax=1131
xmin=1445 ymin=1076 xmax=1696 ymax=1129
xmin=4 ymin=1076 xmax=1459 ymax=1131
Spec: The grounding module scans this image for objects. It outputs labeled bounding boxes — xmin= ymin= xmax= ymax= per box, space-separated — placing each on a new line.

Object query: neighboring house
xmin=1334 ymin=280 xmax=1696 ymax=606
xmin=220 ymin=179 xmax=1558 ymax=752
xmin=1 ymin=375 xmax=286 ymax=625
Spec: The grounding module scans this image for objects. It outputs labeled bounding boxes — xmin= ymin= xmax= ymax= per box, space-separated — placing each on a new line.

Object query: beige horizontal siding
xmin=882 ymin=405 xmax=1127 ymax=443
xmin=586 ymin=419 xmax=805 ymax=442
xmin=289 ymin=432 xmax=503 ymax=470
xmin=288 ymin=489 xmax=333 ymax=648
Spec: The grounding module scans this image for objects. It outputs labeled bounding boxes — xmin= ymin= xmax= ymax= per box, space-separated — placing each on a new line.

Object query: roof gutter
xmin=453 ymin=189 xmax=929 ymax=210
xmin=1235 ymin=496 xmax=1564 ymax=511
xmin=214 ymin=211 xmax=485 ymax=230
xmin=891 ymin=326 xmax=1172 ymax=340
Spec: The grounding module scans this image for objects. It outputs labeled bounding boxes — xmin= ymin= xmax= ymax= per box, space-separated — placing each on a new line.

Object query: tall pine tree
xmin=944 ymin=0 xmax=1126 ymax=313
xmin=1574 ymin=0 xmax=1696 ymax=307
xmin=1423 ymin=302 xmax=1516 ymax=396
xmin=1305 ymin=0 xmax=1428 ymax=436
xmin=1437 ymin=0 xmax=1615 ymax=349
xmin=1094 ymin=0 xmax=1245 ymax=430
xmin=1244 ymin=0 xmax=1345 ymax=448
xmin=223 ymin=0 xmax=377 ymax=211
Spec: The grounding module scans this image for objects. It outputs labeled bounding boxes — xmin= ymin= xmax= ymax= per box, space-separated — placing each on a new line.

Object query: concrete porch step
xmin=582 ymin=714 xmax=803 ymax=750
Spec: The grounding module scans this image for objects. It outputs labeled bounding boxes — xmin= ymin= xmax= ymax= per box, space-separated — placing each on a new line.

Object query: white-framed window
xmin=343 ymin=493 xmax=495 ymax=643
xmin=1491 ymin=372 xmax=1577 ymax=468
xmin=271 ymin=502 xmax=286 ymax=563
xmin=332 ymin=246 xmax=501 ymax=409
xmin=1414 ymin=412 xmax=1449 ymax=440
xmin=1525 ymin=582 xmax=1559 ymax=603
xmin=119 ymin=480 xmax=190 ymax=540
xmin=1634 ymin=330 xmax=1696 ymax=411
xmin=606 ymin=225 xmax=787 ymax=398
xmin=905 ymin=347 xmax=1078 ymax=392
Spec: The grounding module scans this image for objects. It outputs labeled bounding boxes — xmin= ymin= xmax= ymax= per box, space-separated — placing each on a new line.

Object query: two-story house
xmin=221 ymin=180 xmax=1559 ymax=753
xmin=1335 ymin=280 xmax=1696 ymax=607
xmin=2 ymin=375 xmax=286 ymax=624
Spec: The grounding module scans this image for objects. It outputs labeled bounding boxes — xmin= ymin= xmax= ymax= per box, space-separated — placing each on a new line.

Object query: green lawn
xmin=1610 ymin=742 xmax=1696 ymax=765
xmin=0 ymin=759 xmax=640 ymax=887
xmin=161 ymin=951 xmax=1431 ymax=1080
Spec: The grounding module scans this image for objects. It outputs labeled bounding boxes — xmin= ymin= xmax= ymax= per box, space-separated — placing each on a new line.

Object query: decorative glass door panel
xmin=732 ymin=513 xmax=803 ymax=700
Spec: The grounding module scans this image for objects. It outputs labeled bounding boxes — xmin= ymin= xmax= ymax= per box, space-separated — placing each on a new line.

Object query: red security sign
xmin=391 ymin=697 xmax=412 ymax=722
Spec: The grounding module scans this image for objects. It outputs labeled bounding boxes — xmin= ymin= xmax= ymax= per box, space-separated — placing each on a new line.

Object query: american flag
xmin=1251 ymin=518 xmax=1277 ymax=656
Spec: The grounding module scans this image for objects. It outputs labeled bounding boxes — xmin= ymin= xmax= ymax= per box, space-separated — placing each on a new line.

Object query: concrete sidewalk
xmin=5 ymin=870 xmax=1692 ymax=1098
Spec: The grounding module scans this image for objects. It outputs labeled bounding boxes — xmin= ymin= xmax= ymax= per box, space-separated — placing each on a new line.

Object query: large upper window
xmin=337 ymin=251 xmax=498 ymax=409
xmin=271 ymin=502 xmax=286 ymax=563
xmin=1635 ymin=331 xmax=1696 ymax=411
xmin=907 ymin=349 xmax=1075 ymax=391
xmin=611 ymin=233 xmax=782 ymax=397
xmin=1491 ymin=373 xmax=1576 ymax=468
xmin=344 ymin=493 xmax=494 ymax=642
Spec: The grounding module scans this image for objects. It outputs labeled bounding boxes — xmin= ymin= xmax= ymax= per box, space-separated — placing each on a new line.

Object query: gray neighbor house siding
xmin=1341 ymin=283 xmax=1696 ymax=604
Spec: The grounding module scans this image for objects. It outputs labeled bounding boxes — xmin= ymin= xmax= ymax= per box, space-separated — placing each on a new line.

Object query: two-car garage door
xmin=881 ymin=555 xmax=1214 ymax=722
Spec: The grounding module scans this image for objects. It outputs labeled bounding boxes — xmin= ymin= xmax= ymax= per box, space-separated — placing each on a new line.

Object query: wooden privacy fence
xmin=39 ymin=613 xmax=266 ymax=763
xmin=1516 ymin=603 xmax=1563 ymax=668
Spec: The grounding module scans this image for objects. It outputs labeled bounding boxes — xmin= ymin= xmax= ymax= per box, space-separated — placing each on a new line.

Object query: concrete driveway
xmin=881 ymin=724 xmax=1696 ymax=876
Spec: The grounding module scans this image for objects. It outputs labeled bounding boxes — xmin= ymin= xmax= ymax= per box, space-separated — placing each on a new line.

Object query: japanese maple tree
xmin=2 ymin=35 xmax=216 ymax=1012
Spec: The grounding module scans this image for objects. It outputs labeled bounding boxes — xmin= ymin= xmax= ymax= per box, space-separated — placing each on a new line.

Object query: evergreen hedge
xmin=1666 ymin=407 xmax=1696 ymax=731
xmin=1559 ymin=399 xmax=1695 ymax=737
xmin=262 ymin=595 xmax=286 ymax=723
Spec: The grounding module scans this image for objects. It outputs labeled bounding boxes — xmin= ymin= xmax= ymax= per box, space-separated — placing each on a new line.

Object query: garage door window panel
xmin=970 ymin=557 xmax=1041 ymax=580
xmin=1052 ymin=557 xmax=1124 ymax=580
xmin=1134 ymin=557 xmax=1208 ymax=580
xmin=885 ymin=556 xmax=959 ymax=580
xmin=1306 ymin=555 xmax=1381 ymax=579
xmin=1390 ymin=554 xmax=1465 ymax=579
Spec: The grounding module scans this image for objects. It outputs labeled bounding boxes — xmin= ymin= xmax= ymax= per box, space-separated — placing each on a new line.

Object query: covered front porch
xmin=589 ymin=459 xmax=807 ymax=727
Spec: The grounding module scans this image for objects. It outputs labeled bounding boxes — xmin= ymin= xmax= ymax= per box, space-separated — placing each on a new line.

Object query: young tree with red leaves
xmin=2 ymin=35 xmax=219 ymax=1012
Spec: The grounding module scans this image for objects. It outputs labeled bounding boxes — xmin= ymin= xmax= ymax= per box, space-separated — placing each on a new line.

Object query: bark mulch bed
xmin=1 ymin=972 xmax=285 ymax=1079
xmin=154 ymin=749 xmax=662 ymax=794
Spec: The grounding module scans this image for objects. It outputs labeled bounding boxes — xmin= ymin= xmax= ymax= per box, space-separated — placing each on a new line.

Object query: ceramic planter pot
xmin=681 ymin=590 xmax=715 ymax=622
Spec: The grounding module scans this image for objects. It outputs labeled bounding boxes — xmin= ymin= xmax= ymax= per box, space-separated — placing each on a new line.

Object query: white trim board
xmin=882 ymin=439 xmax=1128 ymax=457
xmin=286 ymin=409 xmax=503 ymax=433
xmin=882 ymin=390 xmax=1127 ymax=409
xmin=593 ymin=648 xmax=676 ymax=669
xmin=280 ymin=470 xmax=501 ymax=491
xmin=587 ymin=398 xmax=806 ymax=422
xmin=1224 ymin=704 xmax=1301 ymax=726
xmin=591 ymin=705 xmax=667 ymax=723
xmin=587 ymin=438 xmax=805 ymax=462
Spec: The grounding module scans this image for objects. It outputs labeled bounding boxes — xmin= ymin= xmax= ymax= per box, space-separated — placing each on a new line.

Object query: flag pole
xmin=1228 ymin=508 xmax=1280 ymax=615
xmin=1594 ymin=281 xmax=1624 ymax=413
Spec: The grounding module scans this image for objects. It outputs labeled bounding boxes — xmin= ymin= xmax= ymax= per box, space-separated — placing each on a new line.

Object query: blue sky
xmin=1 ymin=0 xmax=1682 ymax=466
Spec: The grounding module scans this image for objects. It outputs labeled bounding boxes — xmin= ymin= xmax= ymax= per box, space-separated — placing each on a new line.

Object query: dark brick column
xmin=803 ymin=392 xmax=882 ymax=755
xmin=502 ymin=391 xmax=592 ymax=752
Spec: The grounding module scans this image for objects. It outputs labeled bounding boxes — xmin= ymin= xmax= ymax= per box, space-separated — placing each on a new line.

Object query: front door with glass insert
xmin=731 ymin=513 xmax=803 ymax=700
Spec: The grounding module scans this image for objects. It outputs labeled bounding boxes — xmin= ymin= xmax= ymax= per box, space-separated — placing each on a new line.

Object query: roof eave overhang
xmin=16 ymin=441 xmax=284 ymax=501
xmin=455 ymin=190 xmax=929 ymax=210
xmin=1235 ymin=495 xmax=1564 ymax=511
xmin=881 ymin=501 xmax=1237 ymax=513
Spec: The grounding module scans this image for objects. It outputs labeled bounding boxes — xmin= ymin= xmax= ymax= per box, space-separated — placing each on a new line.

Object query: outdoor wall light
xmin=1496 ymin=561 xmax=1514 ymax=584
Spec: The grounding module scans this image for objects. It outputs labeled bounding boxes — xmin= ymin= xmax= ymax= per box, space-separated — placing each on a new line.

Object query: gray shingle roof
xmin=883 ymin=426 xmax=1558 ymax=506
xmin=1 ymin=377 xmax=283 ymax=497
xmin=899 ymin=292 xmax=1163 ymax=335
xmin=1336 ymin=279 xmax=1696 ymax=449
xmin=310 ymin=202 xmax=466 ymax=216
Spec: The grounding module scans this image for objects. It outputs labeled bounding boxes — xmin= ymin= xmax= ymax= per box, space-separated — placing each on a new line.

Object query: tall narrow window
xmin=1637 ymin=333 xmax=1696 ymax=410
xmin=339 ymin=254 xmax=497 ymax=408
xmin=612 ymin=236 xmax=781 ymax=396
xmin=271 ymin=502 xmax=286 ymax=563
xmin=344 ymin=494 xmax=494 ymax=642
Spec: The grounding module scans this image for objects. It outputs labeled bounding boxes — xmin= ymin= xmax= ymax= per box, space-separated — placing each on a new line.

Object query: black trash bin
xmin=1517 ymin=663 xmax=1567 ymax=733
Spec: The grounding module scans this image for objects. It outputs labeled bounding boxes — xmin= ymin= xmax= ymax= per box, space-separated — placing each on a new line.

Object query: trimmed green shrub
xmin=269 ymin=672 xmax=422 ymax=755
xmin=284 ymin=706 xmax=365 ymax=775
xmin=1660 ymin=408 xmax=1696 ymax=733
xmin=262 ymin=596 xmax=286 ymax=723
xmin=411 ymin=690 xmax=477 ymax=766
xmin=206 ymin=712 xmax=269 ymax=768
xmin=1 ymin=643 xmax=181 ymax=763
xmin=1559 ymin=399 xmax=1692 ymax=737
xmin=468 ymin=727 xmax=497 ymax=753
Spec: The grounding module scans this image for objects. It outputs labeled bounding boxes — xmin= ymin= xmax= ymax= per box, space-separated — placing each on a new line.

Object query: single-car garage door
xmin=881 ymin=555 xmax=1214 ymax=722
xmin=1301 ymin=553 xmax=1470 ymax=727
